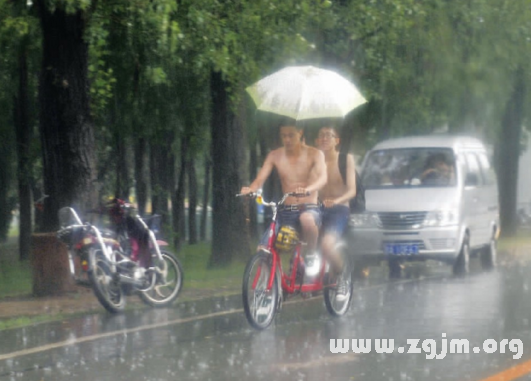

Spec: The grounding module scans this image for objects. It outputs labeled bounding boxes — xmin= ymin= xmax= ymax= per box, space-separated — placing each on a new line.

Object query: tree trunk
xmin=200 ymin=154 xmax=211 ymax=241
xmin=258 ymin=120 xmax=282 ymax=223
xmin=187 ymin=156 xmax=198 ymax=244
xmin=134 ymin=137 xmax=148 ymax=216
xmin=209 ymin=71 xmax=249 ymax=266
xmin=115 ymin=133 xmax=130 ymax=200
xmin=339 ymin=112 xmax=357 ymax=154
xmin=248 ymin=141 xmax=258 ymax=239
xmin=14 ymin=43 xmax=33 ymax=260
xmin=496 ymin=67 xmax=526 ymax=237
xmin=150 ymin=145 xmax=161 ymax=215
xmin=150 ymin=138 xmax=171 ymax=221
xmin=36 ymin=2 xmax=97 ymax=230
xmin=355 ymin=101 xmax=377 ymax=156
xmin=0 ymin=138 xmax=13 ymax=243
xmin=31 ymin=233 xmax=74 ymax=296
xmin=172 ymin=137 xmax=188 ymax=249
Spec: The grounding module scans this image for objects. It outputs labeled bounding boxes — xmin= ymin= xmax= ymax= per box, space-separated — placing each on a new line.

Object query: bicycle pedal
xmin=301 ymin=292 xmax=312 ymax=299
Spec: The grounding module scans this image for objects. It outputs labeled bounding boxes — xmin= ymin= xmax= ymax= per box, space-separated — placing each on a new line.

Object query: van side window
xmin=464 ymin=153 xmax=483 ymax=187
xmin=477 ymin=153 xmax=496 ymax=185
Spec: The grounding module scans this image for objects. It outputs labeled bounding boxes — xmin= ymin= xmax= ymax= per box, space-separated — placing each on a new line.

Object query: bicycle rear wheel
xmin=242 ymin=253 xmax=279 ymax=330
xmin=324 ymin=248 xmax=353 ymax=317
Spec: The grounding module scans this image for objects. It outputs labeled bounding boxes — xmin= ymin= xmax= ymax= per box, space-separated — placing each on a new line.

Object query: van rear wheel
xmin=453 ymin=235 xmax=470 ymax=276
xmin=480 ymin=233 xmax=497 ymax=270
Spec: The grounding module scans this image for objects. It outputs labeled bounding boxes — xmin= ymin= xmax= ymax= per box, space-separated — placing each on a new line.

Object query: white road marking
xmin=0 ymin=309 xmax=241 ymax=361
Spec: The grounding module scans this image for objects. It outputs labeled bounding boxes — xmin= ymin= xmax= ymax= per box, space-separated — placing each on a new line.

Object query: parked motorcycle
xmin=57 ymin=199 xmax=183 ymax=313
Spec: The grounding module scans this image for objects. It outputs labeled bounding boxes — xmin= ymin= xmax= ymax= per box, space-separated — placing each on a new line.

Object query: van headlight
xmin=350 ymin=212 xmax=380 ymax=228
xmin=422 ymin=210 xmax=458 ymax=227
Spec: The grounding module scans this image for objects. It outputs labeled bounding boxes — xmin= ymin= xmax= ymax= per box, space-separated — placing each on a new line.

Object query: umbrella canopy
xmin=246 ymin=65 xmax=366 ymax=121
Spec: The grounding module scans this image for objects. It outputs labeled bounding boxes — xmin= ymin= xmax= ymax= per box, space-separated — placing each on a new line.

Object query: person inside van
xmin=421 ymin=153 xmax=455 ymax=186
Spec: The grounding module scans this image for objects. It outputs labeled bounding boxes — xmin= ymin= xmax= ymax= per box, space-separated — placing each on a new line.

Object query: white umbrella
xmin=246 ymin=65 xmax=366 ymax=121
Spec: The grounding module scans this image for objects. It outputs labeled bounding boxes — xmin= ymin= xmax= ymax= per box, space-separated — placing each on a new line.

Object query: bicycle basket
xmin=274 ymin=225 xmax=299 ymax=253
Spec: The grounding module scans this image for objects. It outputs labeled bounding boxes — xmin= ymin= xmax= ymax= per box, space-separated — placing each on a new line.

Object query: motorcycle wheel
xmin=139 ymin=250 xmax=183 ymax=307
xmin=88 ymin=250 xmax=126 ymax=313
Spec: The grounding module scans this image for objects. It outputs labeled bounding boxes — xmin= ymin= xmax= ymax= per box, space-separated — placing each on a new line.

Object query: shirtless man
xmin=240 ymin=123 xmax=327 ymax=255
xmin=315 ymin=126 xmax=357 ymax=301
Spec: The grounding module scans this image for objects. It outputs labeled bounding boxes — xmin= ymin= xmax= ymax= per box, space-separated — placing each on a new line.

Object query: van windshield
xmin=362 ymin=148 xmax=457 ymax=189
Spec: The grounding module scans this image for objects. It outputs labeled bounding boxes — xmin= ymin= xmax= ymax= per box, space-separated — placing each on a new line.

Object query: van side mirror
xmin=465 ymin=173 xmax=478 ymax=187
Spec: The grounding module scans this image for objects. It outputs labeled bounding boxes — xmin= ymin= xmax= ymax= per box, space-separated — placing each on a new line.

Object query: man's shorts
xmin=259 ymin=204 xmax=321 ymax=247
xmin=321 ymin=204 xmax=350 ymax=237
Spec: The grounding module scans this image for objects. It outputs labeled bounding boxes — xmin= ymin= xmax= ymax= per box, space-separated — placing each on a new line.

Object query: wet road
xmin=1 ymin=253 xmax=531 ymax=381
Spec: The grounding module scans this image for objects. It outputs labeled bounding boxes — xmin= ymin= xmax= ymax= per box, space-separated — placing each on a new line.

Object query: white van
xmin=348 ymin=135 xmax=499 ymax=277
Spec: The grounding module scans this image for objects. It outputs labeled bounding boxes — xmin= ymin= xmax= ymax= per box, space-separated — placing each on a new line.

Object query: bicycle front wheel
xmin=242 ymin=253 xmax=278 ymax=330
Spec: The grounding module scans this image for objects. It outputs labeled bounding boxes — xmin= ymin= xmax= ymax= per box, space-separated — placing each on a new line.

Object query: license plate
xmin=384 ymin=244 xmax=419 ymax=255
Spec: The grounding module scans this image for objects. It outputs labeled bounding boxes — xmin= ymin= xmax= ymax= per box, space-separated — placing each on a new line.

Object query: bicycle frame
xmin=253 ymin=193 xmax=327 ymax=295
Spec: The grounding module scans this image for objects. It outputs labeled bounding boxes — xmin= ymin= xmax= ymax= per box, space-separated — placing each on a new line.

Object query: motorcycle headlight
xmin=350 ymin=212 xmax=380 ymax=228
xmin=422 ymin=210 xmax=458 ymax=227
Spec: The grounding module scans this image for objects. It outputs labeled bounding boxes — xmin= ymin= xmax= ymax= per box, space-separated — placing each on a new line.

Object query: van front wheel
xmin=388 ymin=258 xmax=402 ymax=279
xmin=453 ymin=236 xmax=470 ymax=276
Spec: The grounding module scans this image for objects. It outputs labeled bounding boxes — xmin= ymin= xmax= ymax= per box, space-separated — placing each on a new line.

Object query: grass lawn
xmin=498 ymin=229 xmax=531 ymax=252
xmin=178 ymin=242 xmax=246 ymax=291
xmin=0 ymin=233 xmax=248 ymax=299
xmin=0 ymin=237 xmax=32 ymax=298
xmin=0 ymin=260 xmax=32 ymax=298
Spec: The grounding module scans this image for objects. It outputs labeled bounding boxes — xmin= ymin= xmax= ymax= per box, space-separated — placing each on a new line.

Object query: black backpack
xmin=338 ymin=152 xmax=366 ymax=214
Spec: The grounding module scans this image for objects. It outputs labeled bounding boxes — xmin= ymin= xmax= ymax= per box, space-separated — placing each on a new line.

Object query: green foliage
xmin=302 ymin=0 xmax=531 ymax=145
xmin=2 ymin=0 xmax=531 ymax=249
xmin=176 ymin=0 xmax=319 ymax=105
xmin=0 ymin=0 xmax=528 ymax=151
xmin=44 ymin=0 xmax=92 ymax=13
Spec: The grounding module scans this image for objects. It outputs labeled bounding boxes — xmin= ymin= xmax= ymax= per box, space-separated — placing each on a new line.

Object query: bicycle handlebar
xmin=235 ymin=191 xmax=311 ymax=207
